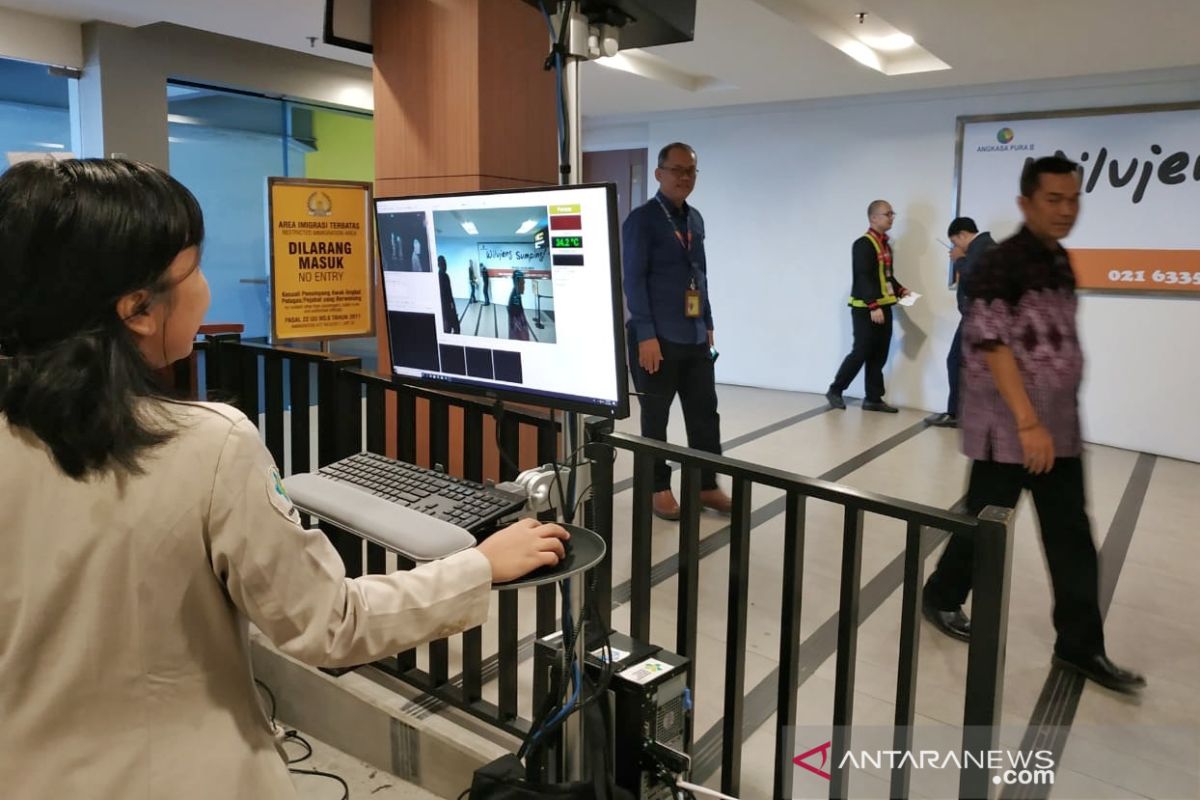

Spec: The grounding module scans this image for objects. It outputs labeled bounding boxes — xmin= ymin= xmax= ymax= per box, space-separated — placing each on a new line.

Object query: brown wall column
xmin=372 ymin=0 xmax=558 ymax=472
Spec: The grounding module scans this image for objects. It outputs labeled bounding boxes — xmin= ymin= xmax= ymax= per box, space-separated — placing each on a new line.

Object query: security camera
xmin=589 ymin=23 xmax=620 ymax=58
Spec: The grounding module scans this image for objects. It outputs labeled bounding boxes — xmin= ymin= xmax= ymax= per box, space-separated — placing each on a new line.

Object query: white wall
xmin=586 ymin=67 xmax=1200 ymax=462
xmin=0 ymin=7 xmax=82 ymax=69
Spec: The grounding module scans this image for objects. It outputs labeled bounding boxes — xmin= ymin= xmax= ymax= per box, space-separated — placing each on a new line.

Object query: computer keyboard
xmin=317 ymin=451 xmax=527 ymax=534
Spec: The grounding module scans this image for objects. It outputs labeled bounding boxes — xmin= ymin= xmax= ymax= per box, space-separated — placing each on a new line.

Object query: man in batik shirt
xmin=922 ymin=156 xmax=1145 ymax=694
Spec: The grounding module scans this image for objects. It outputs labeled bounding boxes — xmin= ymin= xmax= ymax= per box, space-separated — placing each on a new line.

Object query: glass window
xmin=0 ymin=57 xmax=73 ymax=173
xmin=168 ymin=83 xmax=299 ymax=338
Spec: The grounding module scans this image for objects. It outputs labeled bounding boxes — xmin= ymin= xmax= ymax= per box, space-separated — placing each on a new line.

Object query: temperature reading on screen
xmin=553 ymin=236 xmax=583 ymax=249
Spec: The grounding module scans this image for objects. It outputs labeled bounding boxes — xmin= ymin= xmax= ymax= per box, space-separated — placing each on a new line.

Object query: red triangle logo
xmin=793 ymin=740 xmax=833 ymax=781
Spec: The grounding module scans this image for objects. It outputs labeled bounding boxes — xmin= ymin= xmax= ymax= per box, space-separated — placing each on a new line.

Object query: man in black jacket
xmin=927 ymin=217 xmax=995 ymax=428
xmin=827 ymin=200 xmax=909 ymax=412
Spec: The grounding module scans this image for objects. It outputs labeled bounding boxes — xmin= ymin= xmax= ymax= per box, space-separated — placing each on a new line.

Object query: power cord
xmin=255 ymin=679 xmax=350 ymax=800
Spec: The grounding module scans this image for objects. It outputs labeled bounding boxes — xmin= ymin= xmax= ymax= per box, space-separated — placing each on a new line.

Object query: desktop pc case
xmin=533 ymin=632 xmax=691 ymax=800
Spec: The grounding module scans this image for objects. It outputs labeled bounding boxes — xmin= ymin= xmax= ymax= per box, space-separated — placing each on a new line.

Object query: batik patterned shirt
xmin=960 ymin=226 xmax=1084 ymax=463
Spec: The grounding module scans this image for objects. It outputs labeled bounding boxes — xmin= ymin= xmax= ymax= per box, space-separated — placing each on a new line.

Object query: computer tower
xmin=531 ymin=632 xmax=690 ymax=798
xmin=609 ymin=645 xmax=690 ymax=800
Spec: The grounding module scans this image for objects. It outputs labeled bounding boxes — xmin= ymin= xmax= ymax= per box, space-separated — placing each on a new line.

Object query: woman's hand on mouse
xmin=476 ymin=518 xmax=570 ymax=582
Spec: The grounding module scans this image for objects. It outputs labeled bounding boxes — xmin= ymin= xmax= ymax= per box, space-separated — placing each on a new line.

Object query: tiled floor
xmin=287 ymin=730 xmax=443 ymax=800
xmin=289 ymin=384 xmax=1199 ymax=799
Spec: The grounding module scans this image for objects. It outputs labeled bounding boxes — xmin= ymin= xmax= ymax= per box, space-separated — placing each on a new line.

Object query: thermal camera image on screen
xmin=431 ymin=206 xmax=556 ymax=344
xmin=374 ymin=184 xmax=627 ymax=417
xmin=378 ymin=210 xmax=433 ymax=273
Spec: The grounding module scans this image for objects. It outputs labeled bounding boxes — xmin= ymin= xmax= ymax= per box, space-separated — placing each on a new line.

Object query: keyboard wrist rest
xmin=282 ymin=472 xmax=477 ymax=562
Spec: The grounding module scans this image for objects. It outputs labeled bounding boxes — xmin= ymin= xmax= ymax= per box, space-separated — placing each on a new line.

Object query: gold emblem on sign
xmin=306 ymin=191 xmax=333 ymax=217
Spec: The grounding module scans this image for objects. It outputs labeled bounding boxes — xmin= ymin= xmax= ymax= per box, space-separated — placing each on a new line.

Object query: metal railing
xmin=197 ymin=334 xmax=564 ymax=739
xmin=584 ymin=418 xmax=1013 ymax=800
xmin=3 ymin=339 xmax=1013 ymax=799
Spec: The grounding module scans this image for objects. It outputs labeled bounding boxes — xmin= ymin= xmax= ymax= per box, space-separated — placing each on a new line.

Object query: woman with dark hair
xmin=0 ymin=159 xmax=567 ymax=799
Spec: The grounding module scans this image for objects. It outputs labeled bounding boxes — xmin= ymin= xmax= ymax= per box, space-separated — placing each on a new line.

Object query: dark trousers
xmin=925 ymin=457 xmax=1106 ymax=659
xmin=945 ymin=320 xmax=963 ymax=416
xmin=483 ymin=278 xmax=491 ymax=304
xmin=830 ymin=306 xmax=893 ymax=402
xmin=628 ymin=335 xmax=722 ymax=492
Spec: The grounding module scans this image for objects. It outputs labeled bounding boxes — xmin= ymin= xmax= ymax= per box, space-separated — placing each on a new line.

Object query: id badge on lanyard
xmin=658 ymin=197 xmax=702 ymax=318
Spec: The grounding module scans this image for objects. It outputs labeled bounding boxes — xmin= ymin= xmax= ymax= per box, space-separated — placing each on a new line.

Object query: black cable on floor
xmin=255 ymin=678 xmax=350 ymax=800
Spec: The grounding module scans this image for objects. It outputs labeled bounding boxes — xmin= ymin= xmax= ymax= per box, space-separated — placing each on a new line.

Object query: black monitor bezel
xmin=374 ymin=182 xmax=629 ymax=419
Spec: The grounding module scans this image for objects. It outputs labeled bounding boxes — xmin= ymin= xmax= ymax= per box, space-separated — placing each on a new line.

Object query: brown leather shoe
xmin=652 ymin=490 xmax=681 ymax=521
xmin=699 ymin=488 xmax=733 ymax=514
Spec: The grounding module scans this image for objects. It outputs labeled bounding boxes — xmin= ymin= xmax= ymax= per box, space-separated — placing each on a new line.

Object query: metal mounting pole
xmin=554 ymin=1 xmax=591 ymax=784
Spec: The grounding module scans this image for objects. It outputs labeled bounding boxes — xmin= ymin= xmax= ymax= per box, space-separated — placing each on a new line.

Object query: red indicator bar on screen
xmin=550 ymin=214 xmax=582 ymax=230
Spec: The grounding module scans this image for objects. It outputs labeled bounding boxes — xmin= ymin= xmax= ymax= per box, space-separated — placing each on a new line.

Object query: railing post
xmin=584 ymin=417 xmax=614 ymax=631
xmin=960 ymin=506 xmax=1014 ymax=800
xmin=628 ymin=450 xmax=654 ymax=644
xmin=532 ymin=418 xmax=560 ymax=716
xmin=426 ymin=397 xmax=452 ymax=687
xmin=203 ymin=332 xmax=241 ymax=400
xmin=236 ymin=345 xmax=259 ymax=421
xmin=496 ymin=410 xmax=522 ymax=720
xmin=720 ymin=477 xmax=752 ymax=798
xmin=316 ymin=356 xmax=362 ymax=578
xmin=829 ymin=506 xmax=864 ymax=800
xmin=288 ymin=360 xmax=311 ymax=475
xmin=773 ymin=491 xmax=807 ymax=800
xmin=890 ymin=520 xmax=926 ymax=800
xmin=395 ymin=387 xmax=417 ymax=464
xmin=317 ymin=357 xmax=360 ymax=468
xmin=461 ymin=404 xmax=486 ymax=704
xmin=264 ymin=354 xmax=285 ymax=467
xmin=677 ymin=463 xmax=702 ymax=752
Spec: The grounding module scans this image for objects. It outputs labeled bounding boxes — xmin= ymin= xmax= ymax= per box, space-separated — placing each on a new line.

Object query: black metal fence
xmin=584 ymin=420 xmax=1013 ymax=800
xmin=197 ymin=334 xmax=564 ymax=739
xmin=3 ymin=339 xmax=1013 ymax=799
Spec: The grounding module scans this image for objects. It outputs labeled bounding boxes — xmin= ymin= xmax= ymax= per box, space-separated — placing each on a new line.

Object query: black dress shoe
xmin=1053 ymin=653 xmax=1147 ymax=694
xmin=862 ymin=400 xmax=899 ymax=413
xmin=825 ymin=390 xmax=846 ymax=410
xmin=925 ymin=412 xmax=958 ymax=428
xmin=921 ymin=600 xmax=971 ymax=642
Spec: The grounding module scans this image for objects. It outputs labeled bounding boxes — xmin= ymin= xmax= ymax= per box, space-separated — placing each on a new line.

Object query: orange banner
xmin=1071 ymin=249 xmax=1200 ymax=294
xmin=269 ymin=178 xmax=375 ymax=341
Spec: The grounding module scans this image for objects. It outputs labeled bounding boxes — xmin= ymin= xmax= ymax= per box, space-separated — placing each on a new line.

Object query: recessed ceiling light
xmin=863 ymin=33 xmax=914 ymax=51
xmin=461 ymin=221 xmax=478 ymax=235
xmin=515 ymin=220 xmax=537 ymax=235
xmin=840 ymin=40 xmax=882 ymax=71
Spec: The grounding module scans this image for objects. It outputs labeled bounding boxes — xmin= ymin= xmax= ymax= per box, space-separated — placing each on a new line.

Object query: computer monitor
xmin=375 ymin=183 xmax=629 ymax=418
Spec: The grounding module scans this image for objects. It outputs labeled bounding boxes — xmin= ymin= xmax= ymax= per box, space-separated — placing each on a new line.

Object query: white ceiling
xmin=4 ymin=0 xmax=1200 ymax=119
xmin=579 ymin=0 xmax=1200 ymax=117
xmin=0 ymin=0 xmax=372 ymax=68
xmin=433 ymin=207 xmax=549 ymax=239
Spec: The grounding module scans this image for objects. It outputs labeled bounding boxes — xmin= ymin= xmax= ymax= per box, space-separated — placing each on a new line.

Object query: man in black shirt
xmin=827 ymin=200 xmax=909 ymax=412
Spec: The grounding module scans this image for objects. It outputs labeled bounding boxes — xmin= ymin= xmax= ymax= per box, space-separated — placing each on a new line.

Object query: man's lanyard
xmin=655 ymin=196 xmax=693 ymax=255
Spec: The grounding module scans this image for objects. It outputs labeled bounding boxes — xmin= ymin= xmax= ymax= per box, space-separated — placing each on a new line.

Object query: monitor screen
xmin=375 ymin=183 xmax=629 ymax=418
